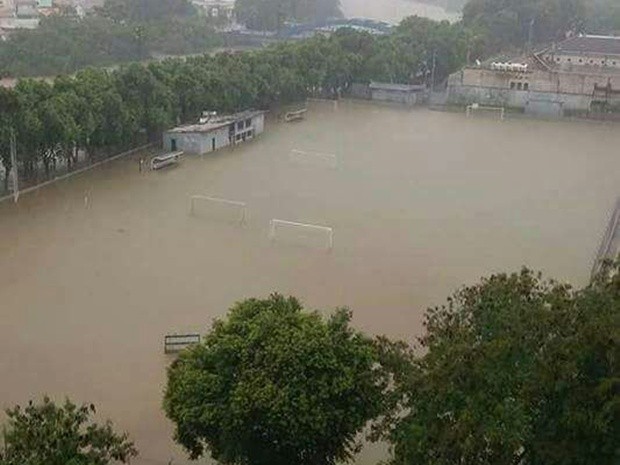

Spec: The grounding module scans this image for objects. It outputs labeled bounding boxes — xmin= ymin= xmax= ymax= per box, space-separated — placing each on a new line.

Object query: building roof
xmin=555 ymin=35 xmax=620 ymax=57
xmin=166 ymin=110 xmax=265 ymax=134
xmin=369 ymin=82 xmax=425 ymax=92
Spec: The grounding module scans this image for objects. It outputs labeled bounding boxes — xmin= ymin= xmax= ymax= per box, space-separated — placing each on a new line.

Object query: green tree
xmin=164 ymin=294 xmax=386 ymax=465
xmin=374 ymin=265 xmax=620 ymax=465
xmin=0 ymin=397 xmax=137 ymax=465
xmin=463 ymin=0 xmax=586 ymax=53
xmin=234 ymin=0 xmax=342 ymax=31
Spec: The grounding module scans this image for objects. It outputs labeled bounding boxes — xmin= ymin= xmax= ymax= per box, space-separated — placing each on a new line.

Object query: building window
xmin=567 ymin=58 xmax=572 ymax=62
xmin=510 ymin=82 xmax=516 ymax=89
xmin=601 ymin=60 xmax=605 ymax=65
xmin=245 ymin=118 xmax=252 ymax=127
xmin=579 ymin=59 xmax=583 ymax=63
xmin=523 ymin=83 xmax=529 ymax=91
xmin=556 ymin=57 xmax=560 ymax=62
xmin=590 ymin=60 xmax=594 ymax=64
xmin=237 ymin=121 xmax=244 ymax=131
xmin=517 ymin=82 xmax=523 ymax=90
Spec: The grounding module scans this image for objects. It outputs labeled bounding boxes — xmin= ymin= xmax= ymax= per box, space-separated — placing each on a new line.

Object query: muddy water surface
xmin=1 ymin=102 xmax=619 ymax=465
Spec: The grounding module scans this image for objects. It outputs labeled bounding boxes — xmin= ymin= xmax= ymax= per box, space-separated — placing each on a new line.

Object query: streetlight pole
xmin=10 ymin=127 xmax=18 ymax=203
xmin=430 ymin=50 xmax=437 ymax=93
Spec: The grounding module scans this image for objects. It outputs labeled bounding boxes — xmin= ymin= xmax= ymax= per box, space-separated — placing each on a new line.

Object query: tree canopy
xmin=374 ymin=264 xmax=620 ymax=465
xmin=163 ymin=294 xmax=386 ymax=465
xmin=235 ymin=0 xmax=342 ymax=31
xmin=0 ymin=397 xmax=137 ymax=465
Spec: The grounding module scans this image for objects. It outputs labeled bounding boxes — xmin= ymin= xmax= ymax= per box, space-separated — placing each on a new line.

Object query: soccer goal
xmin=189 ymin=195 xmax=247 ymax=225
xmin=466 ymin=103 xmax=505 ymax=120
xmin=269 ymin=219 xmax=334 ymax=250
xmin=289 ymin=149 xmax=338 ymax=169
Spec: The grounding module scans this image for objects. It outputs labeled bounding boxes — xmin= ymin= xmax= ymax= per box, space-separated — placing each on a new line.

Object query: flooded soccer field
xmin=1 ymin=101 xmax=619 ymax=464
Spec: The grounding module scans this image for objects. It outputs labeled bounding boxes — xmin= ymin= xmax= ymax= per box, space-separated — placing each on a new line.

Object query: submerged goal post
xmin=189 ymin=195 xmax=247 ymax=224
xmin=269 ymin=219 xmax=334 ymax=249
xmin=466 ymin=104 xmax=505 ymax=120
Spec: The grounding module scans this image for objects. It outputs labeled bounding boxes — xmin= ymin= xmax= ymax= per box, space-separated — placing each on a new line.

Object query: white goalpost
xmin=189 ymin=195 xmax=247 ymax=225
xmin=269 ymin=219 xmax=334 ymax=249
xmin=466 ymin=103 xmax=505 ymax=120
xmin=289 ymin=149 xmax=338 ymax=168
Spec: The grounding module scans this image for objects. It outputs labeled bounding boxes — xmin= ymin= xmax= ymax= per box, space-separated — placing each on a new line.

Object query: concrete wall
xmin=370 ymin=88 xmax=418 ymax=106
xmin=447 ymin=66 xmax=620 ymax=112
xmin=543 ymin=52 xmax=620 ymax=71
xmin=163 ymin=127 xmax=230 ymax=155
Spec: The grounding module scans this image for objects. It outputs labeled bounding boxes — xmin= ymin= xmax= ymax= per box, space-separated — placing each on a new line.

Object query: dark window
xmin=245 ymin=118 xmax=252 ymax=127
xmin=517 ymin=82 xmax=523 ymax=90
xmin=237 ymin=121 xmax=244 ymax=130
xmin=556 ymin=57 xmax=560 ymax=62
xmin=590 ymin=60 xmax=594 ymax=64
xmin=579 ymin=59 xmax=583 ymax=63
xmin=567 ymin=58 xmax=572 ymax=62
xmin=523 ymin=83 xmax=529 ymax=91
xmin=510 ymin=82 xmax=516 ymax=89
xmin=601 ymin=60 xmax=605 ymax=65
xmin=171 ymin=139 xmax=177 ymax=151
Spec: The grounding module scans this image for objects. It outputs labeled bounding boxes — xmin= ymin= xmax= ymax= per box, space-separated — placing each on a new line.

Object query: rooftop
xmin=555 ymin=34 xmax=620 ymax=57
xmin=166 ymin=110 xmax=264 ymax=134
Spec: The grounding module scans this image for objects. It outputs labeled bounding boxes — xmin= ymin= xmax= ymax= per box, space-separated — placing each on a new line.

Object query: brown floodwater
xmin=1 ymin=101 xmax=619 ymax=464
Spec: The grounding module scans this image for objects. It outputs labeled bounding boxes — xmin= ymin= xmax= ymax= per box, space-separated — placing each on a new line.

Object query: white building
xmin=163 ymin=110 xmax=265 ymax=155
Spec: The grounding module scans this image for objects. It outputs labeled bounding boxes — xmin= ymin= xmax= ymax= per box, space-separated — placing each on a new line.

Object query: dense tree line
xmin=234 ymin=0 xmax=342 ymax=31
xmin=0 ymin=0 xmax=222 ymax=78
xmin=0 ymin=18 xmax=470 ymax=186
xmin=463 ymin=0 xmax=620 ymax=54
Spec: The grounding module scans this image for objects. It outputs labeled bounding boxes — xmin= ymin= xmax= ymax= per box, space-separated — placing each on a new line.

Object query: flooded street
xmin=1 ymin=101 xmax=619 ymax=464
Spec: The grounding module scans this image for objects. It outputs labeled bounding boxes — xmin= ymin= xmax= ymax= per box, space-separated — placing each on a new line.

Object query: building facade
xmin=163 ymin=110 xmax=265 ymax=155
xmin=447 ymin=35 xmax=620 ymax=116
xmin=369 ymin=82 xmax=426 ymax=106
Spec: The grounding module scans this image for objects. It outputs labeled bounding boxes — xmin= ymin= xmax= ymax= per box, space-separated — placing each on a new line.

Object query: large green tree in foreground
xmin=375 ymin=263 xmax=620 ymax=465
xmin=0 ymin=397 xmax=137 ymax=465
xmin=164 ymin=294 xmax=385 ymax=465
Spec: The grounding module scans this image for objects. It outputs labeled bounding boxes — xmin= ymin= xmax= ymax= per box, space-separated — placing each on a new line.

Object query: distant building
xmin=163 ymin=110 xmax=265 ymax=155
xmin=191 ymin=0 xmax=234 ymax=21
xmin=447 ymin=34 xmax=620 ymax=117
xmin=15 ymin=0 xmax=37 ymax=17
xmin=369 ymin=82 xmax=426 ymax=106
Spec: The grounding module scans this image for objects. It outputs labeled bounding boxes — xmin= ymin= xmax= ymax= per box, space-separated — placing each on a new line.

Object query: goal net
xmin=189 ymin=195 xmax=247 ymax=225
xmin=289 ymin=149 xmax=338 ymax=169
xmin=269 ymin=219 xmax=333 ymax=250
xmin=466 ymin=104 xmax=505 ymax=120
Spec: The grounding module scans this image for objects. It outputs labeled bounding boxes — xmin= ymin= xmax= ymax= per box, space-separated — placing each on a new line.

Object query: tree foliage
xmin=463 ymin=0 xmax=586 ymax=53
xmin=164 ymin=294 xmax=386 ymax=465
xmin=235 ymin=0 xmax=342 ymax=31
xmin=374 ymin=264 xmax=620 ymax=465
xmin=0 ymin=6 xmax=221 ymax=78
xmin=0 ymin=397 xmax=137 ymax=465
xmin=0 ymin=23 xmax=469 ymax=184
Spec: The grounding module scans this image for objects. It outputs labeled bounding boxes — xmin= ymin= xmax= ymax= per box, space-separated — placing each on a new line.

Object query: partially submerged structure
xmin=163 ymin=110 xmax=265 ymax=155
xmin=447 ymin=34 xmax=620 ymax=117
xmin=369 ymin=82 xmax=426 ymax=106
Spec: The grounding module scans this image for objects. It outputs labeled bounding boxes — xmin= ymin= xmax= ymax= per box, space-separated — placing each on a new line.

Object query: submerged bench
xmin=164 ymin=334 xmax=201 ymax=354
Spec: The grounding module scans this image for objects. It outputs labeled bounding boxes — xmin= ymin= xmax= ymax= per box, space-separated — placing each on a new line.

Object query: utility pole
xmin=430 ymin=50 xmax=437 ymax=93
xmin=9 ymin=127 xmax=18 ymax=203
